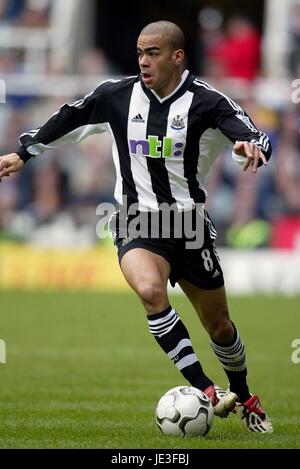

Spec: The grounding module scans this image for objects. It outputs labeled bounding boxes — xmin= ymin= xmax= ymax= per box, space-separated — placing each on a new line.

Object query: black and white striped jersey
xmin=17 ymin=70 xmax=272 ymax=211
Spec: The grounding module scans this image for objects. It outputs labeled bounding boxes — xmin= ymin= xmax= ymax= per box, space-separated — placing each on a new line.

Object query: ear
xmin=173 ymin=49 xmax=184 ymax=66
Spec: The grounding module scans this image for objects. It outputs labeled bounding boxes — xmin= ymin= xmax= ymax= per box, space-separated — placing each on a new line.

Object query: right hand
xmin=0 ymin=153 xmax=24 ymax=182
xmin=233 ymin=141 xmax=268 ymax=174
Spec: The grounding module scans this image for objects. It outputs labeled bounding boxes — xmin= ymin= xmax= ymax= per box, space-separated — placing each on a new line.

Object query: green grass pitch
xmin=0 ymin=291 xmax=299 ymax=449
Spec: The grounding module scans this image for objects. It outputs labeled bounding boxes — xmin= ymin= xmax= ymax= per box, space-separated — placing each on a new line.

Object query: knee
xmin=137 ymin=282 xmax=167 ymax=311
xmin=208 ymin=317 xmax=234 ymax=344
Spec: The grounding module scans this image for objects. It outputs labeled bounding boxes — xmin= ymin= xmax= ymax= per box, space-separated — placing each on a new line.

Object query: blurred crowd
xmin=0 ymin=96 xmax=116 ymax=248
xmin=195 ymin=5 xmax=300 ymax=250
xmin=0 ymin=0 xmax=52 ymax=74
xmin=0 ymin=2 xmax=300 ymax=249
xmin=0 ymin=0 xmax=50 ymax=26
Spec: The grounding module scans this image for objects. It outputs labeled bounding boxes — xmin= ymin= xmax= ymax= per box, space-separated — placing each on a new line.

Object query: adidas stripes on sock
xmin=148 ymin=306 xmax=213 ymax=392
xmin=210 ymin=323 xmax=250 ymax=402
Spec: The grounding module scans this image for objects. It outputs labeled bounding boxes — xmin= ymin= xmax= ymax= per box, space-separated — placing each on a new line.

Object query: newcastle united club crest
xmin=171 ymin=115 xmax=185 ymax=130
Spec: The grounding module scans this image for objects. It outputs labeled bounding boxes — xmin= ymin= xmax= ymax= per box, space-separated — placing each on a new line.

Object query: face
xmin=137 ymin=34 xmax=184 ymax=98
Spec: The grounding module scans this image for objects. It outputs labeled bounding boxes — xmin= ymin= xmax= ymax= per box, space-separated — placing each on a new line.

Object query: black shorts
xmin=110 ymin=208 xmax=224 ymax=291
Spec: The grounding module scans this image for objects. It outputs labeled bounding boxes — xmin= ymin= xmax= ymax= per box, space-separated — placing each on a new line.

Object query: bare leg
xmin=120 ymin=248 xmax=170 ymax=314
xmin=178 ymin=280 xmax=235 ymax=344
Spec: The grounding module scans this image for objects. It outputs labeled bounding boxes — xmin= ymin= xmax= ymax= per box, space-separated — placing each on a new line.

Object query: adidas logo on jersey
xmin=131 ymin=114 xmax=145 ymax=123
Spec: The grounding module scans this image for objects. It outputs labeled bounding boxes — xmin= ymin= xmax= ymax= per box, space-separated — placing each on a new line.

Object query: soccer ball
xmin=155 ymin=386 xmax=214 ymax=436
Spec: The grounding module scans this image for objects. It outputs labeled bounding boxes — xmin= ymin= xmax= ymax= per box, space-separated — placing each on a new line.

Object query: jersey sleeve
xmin=210 ymin=92 xmax=272 ymax=163
xmin=17 ymin=80 xmax=115 ymax=162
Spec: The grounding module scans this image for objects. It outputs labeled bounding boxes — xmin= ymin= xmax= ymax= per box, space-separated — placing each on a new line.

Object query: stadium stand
xmin=0 ymin=0 xmax=299 ymax=293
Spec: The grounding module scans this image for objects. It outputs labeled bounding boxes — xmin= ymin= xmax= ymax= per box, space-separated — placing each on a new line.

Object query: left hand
xmin=233 ymin=141 xmax=268 ymax=174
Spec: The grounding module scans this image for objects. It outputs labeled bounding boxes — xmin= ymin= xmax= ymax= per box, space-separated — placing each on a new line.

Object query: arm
xmin=211 ymin=93 xmax=272 ymax=173
xmin=0 ymin=79 xmax=115 ymax=179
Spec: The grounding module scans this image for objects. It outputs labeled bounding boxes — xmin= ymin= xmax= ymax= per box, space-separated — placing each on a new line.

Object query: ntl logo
xmin=130 ymin=136 xmax=185 ymax=159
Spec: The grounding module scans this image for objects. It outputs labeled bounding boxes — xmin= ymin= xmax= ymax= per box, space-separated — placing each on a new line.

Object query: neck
xmin=152 ymin=69 xmax=188 ymax=101
xmin=156 ymin=69 xmax=184 ymax=98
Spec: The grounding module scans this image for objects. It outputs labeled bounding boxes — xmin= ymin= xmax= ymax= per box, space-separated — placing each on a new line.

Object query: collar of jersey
xmin=140 ymin=69 xmax=191 ymax=106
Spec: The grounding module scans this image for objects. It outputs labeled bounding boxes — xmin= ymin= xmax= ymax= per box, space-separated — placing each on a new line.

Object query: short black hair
xmin=139 ymin=21 xmax=185 ymax=50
